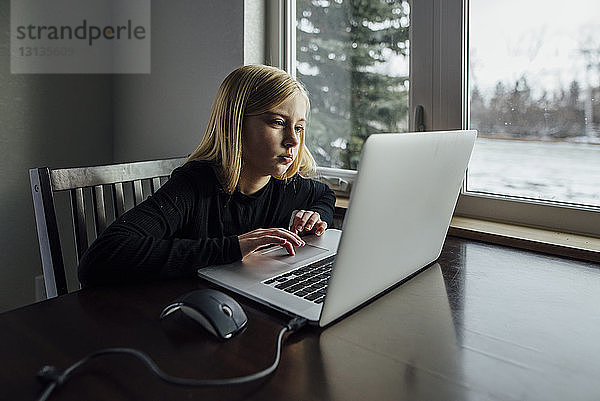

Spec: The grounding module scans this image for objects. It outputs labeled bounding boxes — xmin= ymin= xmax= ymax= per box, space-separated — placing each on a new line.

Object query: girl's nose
xmin=283 ymin=127 xmax=300 ymax=147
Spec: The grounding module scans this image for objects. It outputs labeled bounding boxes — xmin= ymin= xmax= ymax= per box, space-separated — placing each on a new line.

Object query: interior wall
xmin=0 ymin=0 xmax=113 ymax=312
xmin=113 ymin=0 xmax=245 ymax=162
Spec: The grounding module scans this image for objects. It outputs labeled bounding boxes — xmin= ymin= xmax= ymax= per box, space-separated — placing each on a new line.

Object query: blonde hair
xmin=187 ymin=65 xmax=316 ymax=194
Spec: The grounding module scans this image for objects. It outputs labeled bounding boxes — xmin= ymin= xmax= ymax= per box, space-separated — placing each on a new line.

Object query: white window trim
xmin=270 ymin=0 xmax=600 ymax=238
xmin=266 ymin=0 xmax=295 ymax=73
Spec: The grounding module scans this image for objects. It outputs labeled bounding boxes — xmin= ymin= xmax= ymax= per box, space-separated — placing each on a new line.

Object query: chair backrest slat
xmin=133 ymin=180 xmax=143 ymax=205
xmin=113 ymin=182 xmax=125 ymax=218
xmin=30 ymin=157 xmax=186 ymax=298
xmin=151 ymin=177 xmax=161 ymax=194
xmin=70 ymin=187 xmax=88 ymax=263
xmin=92 ymin=185 xmax=107 ymax=235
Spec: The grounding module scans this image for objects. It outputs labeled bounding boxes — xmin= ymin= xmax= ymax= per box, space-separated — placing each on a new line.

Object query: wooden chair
xmin=29 ymin=157 xmax=187 ymax=298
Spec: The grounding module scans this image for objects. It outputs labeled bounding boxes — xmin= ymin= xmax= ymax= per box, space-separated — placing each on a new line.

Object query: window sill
xmin=334 ymin=197 xmax=600 ymax=263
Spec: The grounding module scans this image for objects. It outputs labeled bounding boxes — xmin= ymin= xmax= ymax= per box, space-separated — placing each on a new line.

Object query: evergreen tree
xmin=296 ymin=0 xmax=410 ymax=169
xmin=470 ymin=85 xmax=488 ymax=132
xmin=506 ymin=77 xmax=533 ymax=138
xmin=487 ymin=81 xmax=507 ymax=134
xmin=555 ymin=80 xmax=585 ymax=138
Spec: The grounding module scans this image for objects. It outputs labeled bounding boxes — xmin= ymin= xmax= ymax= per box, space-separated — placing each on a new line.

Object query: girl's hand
xmin=238 ymin=228 xmax=305 ymax=258
xmin=291 ymin=210 xmax=327 ymax=236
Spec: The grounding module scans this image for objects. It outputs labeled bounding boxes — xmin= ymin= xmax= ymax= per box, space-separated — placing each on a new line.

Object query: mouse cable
xmin=35 ymin=317 xmax=308 ymax=401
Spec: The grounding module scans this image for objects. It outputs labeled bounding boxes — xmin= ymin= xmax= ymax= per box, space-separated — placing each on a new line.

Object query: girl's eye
xmin=295 ymin=126 xmax=304 ymax=134
xmin=271 ymin=119 xmax=285 ymax=126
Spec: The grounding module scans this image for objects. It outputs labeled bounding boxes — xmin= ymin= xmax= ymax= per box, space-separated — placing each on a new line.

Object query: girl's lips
xmin=278 ymin=155 xmax=294 ymax=164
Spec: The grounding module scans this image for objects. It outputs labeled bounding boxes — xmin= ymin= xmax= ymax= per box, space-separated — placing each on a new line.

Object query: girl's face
xmin=241 ymin=92 xmax=308 ymax=184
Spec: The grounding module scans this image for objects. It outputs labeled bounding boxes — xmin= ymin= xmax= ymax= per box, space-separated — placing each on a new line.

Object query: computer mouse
xmin=160 ymin=289 xmax=248 ymax=340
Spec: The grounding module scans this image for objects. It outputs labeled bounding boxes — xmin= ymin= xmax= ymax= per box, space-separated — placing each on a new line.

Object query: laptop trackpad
xmin=260 ymin=244 xmax=329 ymax=265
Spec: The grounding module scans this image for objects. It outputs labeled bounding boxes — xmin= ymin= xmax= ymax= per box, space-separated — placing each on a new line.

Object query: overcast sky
xmin=299 ymin=1 xmax=599 ymax=99
xmin=471 ymin=0 xmax=600 ymax=97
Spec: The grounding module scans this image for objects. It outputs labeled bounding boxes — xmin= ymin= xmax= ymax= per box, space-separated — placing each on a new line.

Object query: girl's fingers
xmin=314 ymin=221 xmax=327 ymax=236
xmin=240 ymin=226 xmax=318 ymax=258
xmin=254 ymin=236 xmax=295 ymax=255
xmin=274 ymin=228 xmax=304 ymax=245
xmin=305 ymin=213 xmax=321 ymax=231
xmin=243 ymin=228 xmax=304 ymax=246
xmin=293 ymin=210 xmax=310 ymax=232
xmin=294 ymin=210 xmax=321 ymax=232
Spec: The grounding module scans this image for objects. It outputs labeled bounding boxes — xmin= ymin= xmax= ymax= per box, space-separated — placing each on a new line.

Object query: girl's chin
xmin=271 ymin=165 xmax=291 ymax=177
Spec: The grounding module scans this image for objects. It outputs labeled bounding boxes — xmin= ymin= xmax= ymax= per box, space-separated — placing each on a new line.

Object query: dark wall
xmin=113 ymin=0 xmax=245 ymax=162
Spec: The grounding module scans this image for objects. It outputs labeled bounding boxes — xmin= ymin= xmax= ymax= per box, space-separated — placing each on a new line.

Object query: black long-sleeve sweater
xmin=77 ymin=160 xmax=336 ymax=286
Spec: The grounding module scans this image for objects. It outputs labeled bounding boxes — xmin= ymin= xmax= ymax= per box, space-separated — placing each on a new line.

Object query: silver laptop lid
xmin=319 ymin=130 xmax=476 ymax=326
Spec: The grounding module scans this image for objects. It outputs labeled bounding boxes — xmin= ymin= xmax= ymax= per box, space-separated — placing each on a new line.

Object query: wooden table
xmin=2 ymin=236 xmax=600 ymax=400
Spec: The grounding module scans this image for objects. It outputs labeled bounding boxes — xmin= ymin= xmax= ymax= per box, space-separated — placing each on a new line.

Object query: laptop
xmin=198 ymin=130 xmax=477 ymax=327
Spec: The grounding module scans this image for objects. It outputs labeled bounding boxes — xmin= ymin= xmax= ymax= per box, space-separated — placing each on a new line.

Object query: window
xmin=273 ymin=0 xmax=600 ymax=237
xmin=457 ymin=0 xmax=600 ymax=236
xmin=468 ymin=0 xmax=600 ymax=208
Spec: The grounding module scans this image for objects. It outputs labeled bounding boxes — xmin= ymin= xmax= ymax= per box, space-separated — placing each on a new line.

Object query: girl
xmin=78 ymin=65 xmax=336 ymax=285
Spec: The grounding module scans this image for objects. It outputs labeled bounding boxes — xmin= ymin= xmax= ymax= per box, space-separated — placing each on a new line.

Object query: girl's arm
xmin=77 ymin=172 xmax=240 ymax=286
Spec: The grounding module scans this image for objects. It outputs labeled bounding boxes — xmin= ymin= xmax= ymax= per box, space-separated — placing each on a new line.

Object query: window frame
xmin=270 ymin=0 xmax=600 ymax=238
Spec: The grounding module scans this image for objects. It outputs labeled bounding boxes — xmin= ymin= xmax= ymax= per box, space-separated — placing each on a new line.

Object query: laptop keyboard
xmin=262 ymin=255 xmax=336 ymax=304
